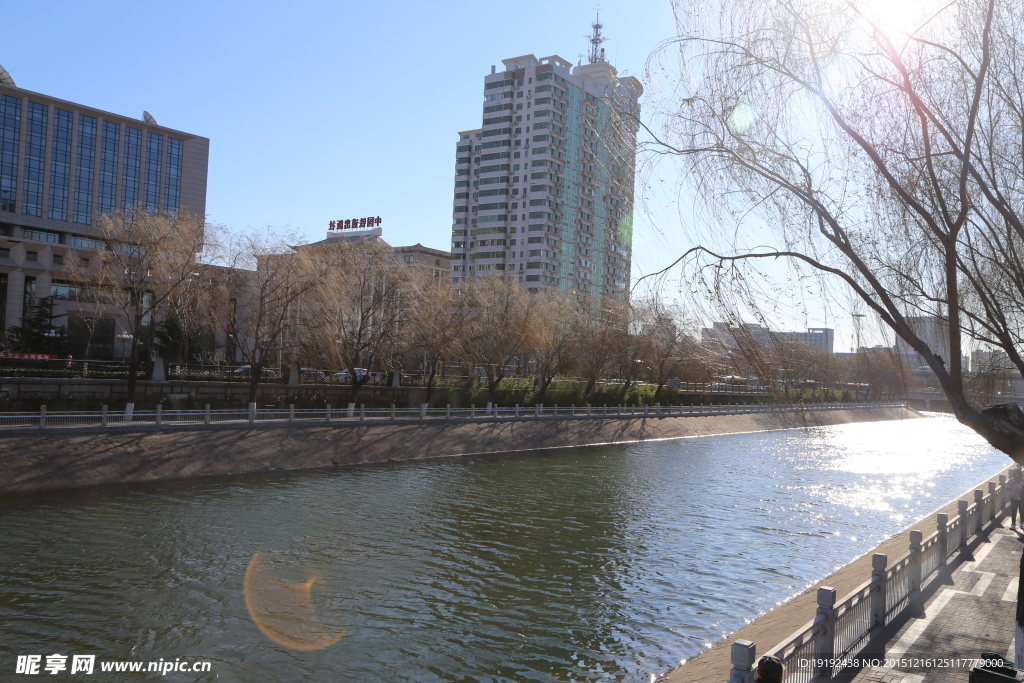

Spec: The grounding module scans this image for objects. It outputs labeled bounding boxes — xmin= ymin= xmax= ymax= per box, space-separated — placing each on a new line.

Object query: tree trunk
xmin=126 ymin=341 xmax=140 ymax=404
xmin=425 ymin=364 xmax=438 ymax=402
xmin=534 ymin=375 xmax=554 ymax=404
xmin=583 ymin=377 xmax=598 ymax=401
xmin=248 ymin=361 xmax=261 ymax=405
xmin=348 ymin=374 xmax=368 ymax=403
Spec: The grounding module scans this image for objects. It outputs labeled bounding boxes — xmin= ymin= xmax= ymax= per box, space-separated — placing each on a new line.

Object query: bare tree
xmin=574 ymin=298 xmax=627 ymax=402
xmin=633 ymin=297 xmax=697 ymax=401
xmin=524 ymin=291 xmax=578 ymax=405
xmin=301 ymin=238 xmax=410 ymax=404
xmin=646 ymin=0 xmax=1024 ymax=457
xmin=406 ymin=272 xmax=472 ymax=402
xmin=462 ymin=276 xmax=534 ymax=405
xmin=222 ymin=229 xmax=320 ymax=405
xmin=68 ymin=209 xmax=206 ymax=412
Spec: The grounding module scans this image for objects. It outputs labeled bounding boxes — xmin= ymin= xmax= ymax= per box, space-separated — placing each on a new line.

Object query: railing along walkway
xmin=723 ymin=474 xmax=1012 ymax=683
xmin=0 ymin=402 xmax=907 ymax=433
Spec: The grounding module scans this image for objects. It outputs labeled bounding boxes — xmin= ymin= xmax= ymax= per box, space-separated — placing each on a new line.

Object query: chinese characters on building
xmin=329 ymin=216 xmax=382 ymax=231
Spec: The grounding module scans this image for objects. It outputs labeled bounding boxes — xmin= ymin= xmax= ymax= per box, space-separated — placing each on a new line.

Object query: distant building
xmin=449 ymin=23 xmax=642 ymax=314
xmin=393 ymin=244 xmax=450 ymax=282
xmin=701 ymin=322 xmax=834 ymax=353
xmin=0 ymin=68 xmax=209 ymax=354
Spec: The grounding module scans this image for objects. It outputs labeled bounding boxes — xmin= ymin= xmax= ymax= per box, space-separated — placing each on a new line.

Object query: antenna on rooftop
xmin=587 ymin=13 xmax=607 ymax=64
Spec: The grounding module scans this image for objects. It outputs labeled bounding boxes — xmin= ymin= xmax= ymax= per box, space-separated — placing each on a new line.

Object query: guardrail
xmin=0 ymin=401 xmax=908 ymax=432
xmin=723 ymin=470 xmax=1012 ymax=683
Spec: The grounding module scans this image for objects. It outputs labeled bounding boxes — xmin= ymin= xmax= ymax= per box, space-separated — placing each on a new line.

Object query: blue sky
xmin=3 ymin=0 xmax=865 ymax=346
xmin=1 ymin=0 xmax=675 ymax=252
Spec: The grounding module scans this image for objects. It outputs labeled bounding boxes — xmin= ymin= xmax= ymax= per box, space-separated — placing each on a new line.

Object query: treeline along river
xmin=0 ymin=415 xmax=1011 ymax=682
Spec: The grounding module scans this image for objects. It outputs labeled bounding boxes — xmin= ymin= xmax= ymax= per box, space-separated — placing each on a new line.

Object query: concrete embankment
xmin=662 ymin=461 xmax=1013 ymax=683
xmin=0 ymin=406 xmax=916 ymax=496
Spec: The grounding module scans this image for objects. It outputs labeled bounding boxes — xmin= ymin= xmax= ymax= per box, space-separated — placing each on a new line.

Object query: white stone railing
xmin=725 ymin=471 xmax=1012 ymax=683
xmin=0 ymin=401 xmax=908 ymax=432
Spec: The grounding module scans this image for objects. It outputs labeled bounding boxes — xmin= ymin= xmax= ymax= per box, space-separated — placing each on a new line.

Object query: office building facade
xmin=0 ymin=74 xmax=209 ymax=337
xmin=449 ymin=50 xmax=641 ymax=311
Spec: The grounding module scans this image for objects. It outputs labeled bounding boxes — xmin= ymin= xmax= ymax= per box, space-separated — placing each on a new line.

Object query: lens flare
xmin=243 ymin=552 xmax=344 ymax=651
xmin=727 ymin=103 xmax=758 ymax=134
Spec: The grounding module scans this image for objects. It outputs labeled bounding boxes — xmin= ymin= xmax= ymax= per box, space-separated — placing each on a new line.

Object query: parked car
xmin=227 ymin=365 xmax=278 ymax=378
xmin=300 ymin=368 xmax=328 ymax=382
xmin=332 ymin=368 xmax=369 ymax=381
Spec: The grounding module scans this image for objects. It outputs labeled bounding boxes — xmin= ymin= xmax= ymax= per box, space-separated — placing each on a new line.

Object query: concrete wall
xmin=0 ymin=406 xmax=917 ymax=496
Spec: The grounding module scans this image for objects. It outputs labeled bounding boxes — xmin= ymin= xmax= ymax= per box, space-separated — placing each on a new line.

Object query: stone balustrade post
xmin=359 ymin=404 xmax=365 ymax=422
xmin=204 ymin=404 xmax=211 ymax=425
xmin=587 ymin=403 xmax=591 ymax=416
xmin=554 ymin=404 xmax=558 ymax=416
xmin=390 ymin=403 xmax=396 ymax=421
xmin=814 ymin=586 xmax=837 ymax=678
xmin=989 ymin=482 xmax=998 ymax=521
xmin=515 ymin=404 xmax=520 ymax=418
xmin=157 ymin=404 xmax=163 ymax=427
xmin=908 ymin=530 xmax=923 ymax=609
xmin=446 ymin=404 xmax=451 ymax=421
xmin=39 ymin=405 xmax=46 ymax=429
xmin=958 ymin=500 xmax=969 ymax=546
xmin=975 ymin=489 xmax=985 ymax=532
xmin=247 ymin=402 xmax=255 ymax=424
xmin=289 ymin=404 xmax=295 ymax=423
xmin=1000 ymin=475 xmax=1007 ymax=512
xmin=870 ymin=553 xmax=888 ymax=630
xmin=326 ymin=404 xmax=332 ymax=423
xmin=728 ymin=639 xmax=756 ymax=683
xmin=572 ymin=404 xmax=576 ymax=417
xmin=420 ymin=403 xmax=427 ymax=419
xmin=471 ymin=404 xmax=476 ymax=418
xmin=936 ymin=513 xmax=948 ymax=565
xmin=346 ymin=402 xmax=355 ymax=418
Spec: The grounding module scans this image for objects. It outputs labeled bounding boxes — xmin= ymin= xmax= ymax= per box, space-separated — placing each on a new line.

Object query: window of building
xmin=23 ymin=275 xmax=36 ymax=317
xmin=22 ymin=228 xmax=60 ymax=243
xmin=0 ymin=247 xmax=9 ymax=259
xmin=164 ymin=138 xmax=183 ymax=212
xmin=48 ymin=109 xmax=73 ymax=221
xmin=52 ymin=254 xmax=64 ymax=266
xmin=25 ymin=251 xmax=38 ymax=262
xmin=143 ymin=132 xmax=163 ymax=212
xmin=73 ymin=115 xmax=97 ymax=224
xmin=98 ymin=121 xmax=120 ymax=214
xmin=121 ymin=127 xmax=142 ymax=209
xmin=0 ymin=95 xmax=22 ymax=213
xmin=21 ymin=103 xmax=47 ymax=217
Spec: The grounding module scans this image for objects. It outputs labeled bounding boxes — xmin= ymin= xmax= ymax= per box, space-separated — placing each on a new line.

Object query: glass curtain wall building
xmin=449 ymin=52 xmax=642 ymax=312
xmin=0 ymin=77 xmax=209 ymax=336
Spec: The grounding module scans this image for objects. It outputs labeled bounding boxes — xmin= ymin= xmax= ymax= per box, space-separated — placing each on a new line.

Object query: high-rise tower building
xmin=449 ymin=34 xmax=642 ymax=310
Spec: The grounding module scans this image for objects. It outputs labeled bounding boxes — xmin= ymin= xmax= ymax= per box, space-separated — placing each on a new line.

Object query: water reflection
xmin=0 ymin=415 xmax=1009 ymax=682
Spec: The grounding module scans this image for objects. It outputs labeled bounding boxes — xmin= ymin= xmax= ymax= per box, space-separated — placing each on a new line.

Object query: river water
xmin=0 ymin=415 xmax=1011 ymax=682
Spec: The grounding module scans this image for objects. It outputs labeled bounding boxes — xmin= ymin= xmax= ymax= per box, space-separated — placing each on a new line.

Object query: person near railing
xmin=1009 ymin=467 xmax=1023 ymax=528
xmin=755 ymin=655 xmax=783 ymax=682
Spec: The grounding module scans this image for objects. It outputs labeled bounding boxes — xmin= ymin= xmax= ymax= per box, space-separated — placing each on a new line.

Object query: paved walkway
xmin=833 ymin=521 xmax=1023 ymax=683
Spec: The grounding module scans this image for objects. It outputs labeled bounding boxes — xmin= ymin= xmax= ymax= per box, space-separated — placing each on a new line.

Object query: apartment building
xmin=449 ymin=41 xmax=642 ymax=311
xmin=0 ymin=69 xmax=209 ymax=346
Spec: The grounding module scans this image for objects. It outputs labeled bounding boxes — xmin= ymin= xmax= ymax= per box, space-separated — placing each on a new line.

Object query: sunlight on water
xmin=0 ymin=414 xmax=1011 ymax=682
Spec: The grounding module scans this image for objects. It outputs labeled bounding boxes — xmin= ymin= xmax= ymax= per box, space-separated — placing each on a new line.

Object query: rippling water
xmin=0 ymin=415 xmax=1011 ymax=682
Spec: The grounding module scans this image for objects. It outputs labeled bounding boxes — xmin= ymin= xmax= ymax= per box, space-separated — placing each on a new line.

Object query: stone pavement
xmin=834 ymin=522 xmax=1024 ymax=683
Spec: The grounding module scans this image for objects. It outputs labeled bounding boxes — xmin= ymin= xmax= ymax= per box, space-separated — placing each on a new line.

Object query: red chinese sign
xmin=0 ymin=352 xmax=57 ymax=360
xmin=329 ymin=216 xmax=382 ymax=231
